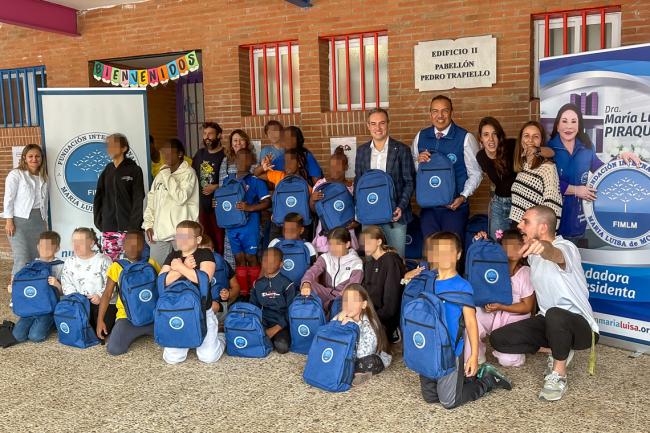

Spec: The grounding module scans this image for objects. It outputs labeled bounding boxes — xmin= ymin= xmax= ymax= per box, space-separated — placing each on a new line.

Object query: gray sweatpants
xmin=9 ymin=209 xmax=46 ymax=275
xmin=147 ymin=239 xmax=176 ymax=268
xmin=419 ymin=356 xmax=488 ymax=409
xmin=106 ymin=319 xmax=154 ymax=356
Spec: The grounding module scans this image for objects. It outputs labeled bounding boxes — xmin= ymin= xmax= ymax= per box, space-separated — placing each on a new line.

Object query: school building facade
xmin=0 ymin=0 xmax=649 ymax=257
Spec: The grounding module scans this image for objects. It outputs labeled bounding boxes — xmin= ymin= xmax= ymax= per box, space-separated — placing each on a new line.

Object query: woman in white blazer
xmin=2 ymin=144 xmax=49 ymax=276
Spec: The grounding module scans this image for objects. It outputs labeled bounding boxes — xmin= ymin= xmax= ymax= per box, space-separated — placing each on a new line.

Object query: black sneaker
xmin=478 ymin=364 xmax=512 ymax=391
xmin=388 ymin=328 xmax=401 ymax=344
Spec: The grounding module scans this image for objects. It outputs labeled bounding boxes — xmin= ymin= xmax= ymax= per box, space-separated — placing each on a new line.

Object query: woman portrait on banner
xmin=546 ymin=103 xmax=641 ymax=241
xmin=2 ymin=144 xmax=49 ymax=284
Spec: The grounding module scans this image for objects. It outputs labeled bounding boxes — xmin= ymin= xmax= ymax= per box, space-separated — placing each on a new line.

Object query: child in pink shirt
xmin=466 ymin=229 xmax=536 ymax=367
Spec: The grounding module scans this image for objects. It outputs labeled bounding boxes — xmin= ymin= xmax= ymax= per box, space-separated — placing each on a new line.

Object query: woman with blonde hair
xmin=2 ymin=144 xmax=49 ymax=277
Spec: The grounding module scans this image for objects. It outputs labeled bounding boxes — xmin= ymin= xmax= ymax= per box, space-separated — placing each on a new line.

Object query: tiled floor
xmin=1 ymin=266 xmax=648 ymax=433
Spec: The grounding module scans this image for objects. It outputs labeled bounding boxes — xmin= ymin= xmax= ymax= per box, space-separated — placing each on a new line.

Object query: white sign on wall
xmin=39 ymin=88 xmax=150 ymax=257
xmin=414 ymin=35 xmax=497 ymax=91
xmin=12 ymin=146 xmax=25 ymax=168
xmin=329 ymin=137 xmax=357 ymax=179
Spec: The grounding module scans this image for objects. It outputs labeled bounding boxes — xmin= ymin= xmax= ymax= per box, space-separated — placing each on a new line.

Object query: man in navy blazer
xmin=355 ymin=108 xmax=415 ymax=257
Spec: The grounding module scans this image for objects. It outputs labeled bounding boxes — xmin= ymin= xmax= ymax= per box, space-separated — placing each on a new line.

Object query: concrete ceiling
xmin=46 ymin=0 xmax=149 ymax=11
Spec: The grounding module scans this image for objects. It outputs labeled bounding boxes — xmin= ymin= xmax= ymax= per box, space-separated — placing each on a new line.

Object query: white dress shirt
xmin=411 ymin=123 xmax=483 ymax=198
xmin=370 ymin=139 xmax=389 ymax=172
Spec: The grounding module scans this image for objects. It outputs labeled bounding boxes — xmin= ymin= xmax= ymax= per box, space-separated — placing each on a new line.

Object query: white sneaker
xmin=539 ymin=371 xmax=568 ymax=401
xmin=544 ymin=350 xmax=574 ymax=376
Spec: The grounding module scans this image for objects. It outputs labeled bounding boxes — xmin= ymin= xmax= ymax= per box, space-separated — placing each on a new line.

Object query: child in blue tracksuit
xmin=11 ymin=231 xmax=64 ymax=344
xmin=224 ymin=148 xmax=271 ymax=299
xmin=250 ymin=247 xmax=296 ymax=354
xmin=403 ymin=231 xmax=512 ymax=409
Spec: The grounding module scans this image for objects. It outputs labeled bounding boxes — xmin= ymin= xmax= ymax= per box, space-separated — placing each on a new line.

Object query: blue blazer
xmin=354 ymin=137 xmax=415 ymax=224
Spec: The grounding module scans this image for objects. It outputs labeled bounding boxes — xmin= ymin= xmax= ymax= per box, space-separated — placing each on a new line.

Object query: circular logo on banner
xmin=286 ymin=196 xmax=298 ymax=208
xmin=222 ymin=201 xmax=232 ymax=212
xmin=54 ymin=132 xmax=139 ymax=213
xmin=367 ymin=192 xmax=379 ymax=205
xmin=169 ymin=316 xmax=184 ymax=330
xmin=138 ymin=289 xmax=153 ymax=302
xmin=584 ymin=160 xmax=650 ymax=249
xmin=321 ymin=347 xmax=334 ymax=363
xmin=405 ymin=234 xmax=413 ymax=246
xmin=283 ymin=259 xmax=295 ymax=271
xmin=429 ymin=176 xmax=442 ymax=188
xmin=333 ymin=200 xmax=345 ymax=212
xmin=23 ymin=286 xmax=37 ymax=298
xmin=484 ymin=269 xmax=499 ymax=284
xmin=297 ymin=324 xmax=311 ymax=337
xmin=413 ymin=331 xmax=426 ymax=349
xmin=447 ymin=153 xmax=457 ymax=164
xmin=234 ymin=336 xmax=248 ymax=349
xmin=59 ymin=322 xmax=70 ymax=334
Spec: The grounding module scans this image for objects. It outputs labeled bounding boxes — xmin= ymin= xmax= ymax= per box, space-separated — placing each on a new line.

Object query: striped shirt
xmin=509 ymin=161 xmax=562 ymax=227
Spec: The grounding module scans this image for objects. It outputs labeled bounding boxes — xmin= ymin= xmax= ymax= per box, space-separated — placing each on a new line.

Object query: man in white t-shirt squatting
xmin=490 ymin=205 xmax=599 ymax=402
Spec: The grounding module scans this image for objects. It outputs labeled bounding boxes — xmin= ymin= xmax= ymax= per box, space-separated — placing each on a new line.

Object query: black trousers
xmin=490 ymin=307 xmax=598 ymax=361
xmin=89 ymin=303 xmax=117 ymax=336
xmin=272 ymin=327 xmax=291 ymax=354
xmin=355 ymin=354 xmax=385 ymax=375
xmin=419 ymin=356 xmax=489 ymax=409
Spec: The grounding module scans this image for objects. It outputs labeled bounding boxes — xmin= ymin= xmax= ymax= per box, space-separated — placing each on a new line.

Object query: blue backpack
xmin=210 ymin=252 xmax=230 ymax=301
xmin=314 ymin=182 xmax=355 ymax=233
xmin=416 ymin=153 xmax=455 ymax=208
xmin=464 ymin=214 xmax=489 ymax=254
xmin=465 ymin=239 xmax=513 ymax=307
xmin=272 ymin=175 xmax=312 ymax=225
xmin=289 ymin=295 xmax=326 ymax=354
xmin=405 ymin=216 xmax=423 ymax=260
xmin=224 ymin=302 xmax=272 ymax=358
xmin=53 ymin=293 xmax=100 ymax=348
xmin=214 ymin=177 xmax=247 ymax=228
xmin=12 ymin=260 xmax=63 ymax=317
xmin=354 ymin=170 xmax=396 ymax=225
xmin=154 ymin=270 xmax=210 ymax=349
xmin=274 ymin=239 xmax=311 ymax=286
xmin=401 ymin=268 xmax=437 ymax=316
xmin=117 ymin=260 xmax=158 ymax=326
xmin=303 ymin=320 xmax=360 ymax=392
xmin=401 ymin=288 xmax=474 ymax=380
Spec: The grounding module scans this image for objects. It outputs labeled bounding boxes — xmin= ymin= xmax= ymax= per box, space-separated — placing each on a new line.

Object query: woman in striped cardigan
xmin=509 ymin=121 xmax=562 ymax=227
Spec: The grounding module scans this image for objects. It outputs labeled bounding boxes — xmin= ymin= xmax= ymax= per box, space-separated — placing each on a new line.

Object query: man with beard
xmin=490 ymin=205 xmax=599 ymax=402
xmin=192 ymin=122 xmax=226 ymax=254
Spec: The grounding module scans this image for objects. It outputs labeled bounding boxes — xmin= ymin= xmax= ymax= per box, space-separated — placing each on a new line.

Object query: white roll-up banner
xmin=38 ymin=88 xmax=150 ymax=257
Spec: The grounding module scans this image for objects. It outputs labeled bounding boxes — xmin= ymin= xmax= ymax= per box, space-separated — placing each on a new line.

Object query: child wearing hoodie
xmin=93 ymin=133 xmax=145 ymax=261
xmin=142 ymin=138 xmax=199 ymax=267
xmin=300 ymin=227 xmax=363 ymax=312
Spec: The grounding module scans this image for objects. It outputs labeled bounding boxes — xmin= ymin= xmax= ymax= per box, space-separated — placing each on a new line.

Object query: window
xmin=532 ymin=7 xmax=621 ymax=97
xmin=0 ymin=66 xmax=46 ymax=127
xmin=178 ymin=74 xmax=205 ymax=158
xmin=323 ymin=32 xmax=388 ymax=111
xmin=246 ymin=42 xmax=300 ymax=115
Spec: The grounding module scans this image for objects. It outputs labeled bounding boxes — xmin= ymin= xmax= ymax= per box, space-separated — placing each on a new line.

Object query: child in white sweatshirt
xmin=61 ymin=228 xmax=114 ymax=333
xmin=143 ymin=138 xmax=200 ymax=266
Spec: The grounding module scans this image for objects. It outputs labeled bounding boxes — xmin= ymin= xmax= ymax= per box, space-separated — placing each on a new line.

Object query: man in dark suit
xmin=355 ymin=108 xmax=415 ymax=257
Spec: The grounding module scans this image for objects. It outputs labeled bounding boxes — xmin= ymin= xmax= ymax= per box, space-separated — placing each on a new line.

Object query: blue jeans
xmin=12 ymin=314 xmax=54 ymax=343
xmin=489 ymin=195 xmax=512 ymax=239
xmin=364 ymin=222 xmax=407 ymax=258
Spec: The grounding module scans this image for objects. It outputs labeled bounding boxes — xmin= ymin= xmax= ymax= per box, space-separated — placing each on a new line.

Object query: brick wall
xmin=0 ymin=0 xmax=648 ymax=258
